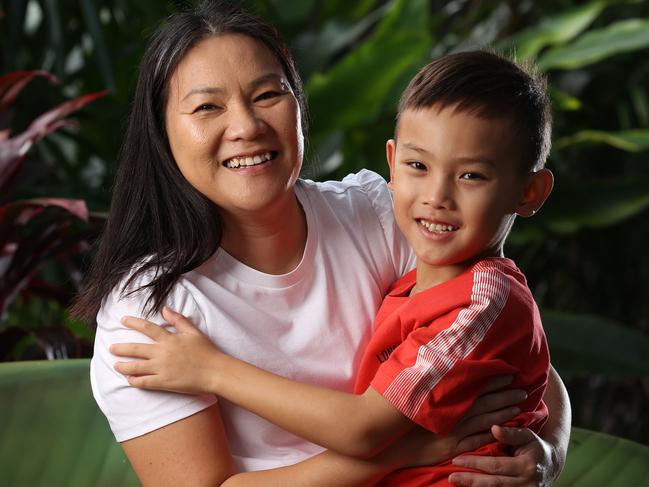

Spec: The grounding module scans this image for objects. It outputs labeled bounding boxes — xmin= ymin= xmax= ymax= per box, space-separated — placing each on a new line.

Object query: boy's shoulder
xmin=470 ymin=257 xmax=529 ymax=290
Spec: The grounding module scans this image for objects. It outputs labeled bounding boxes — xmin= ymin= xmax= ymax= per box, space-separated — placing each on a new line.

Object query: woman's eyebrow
xmin=180 ymin=74 xmax=285 ymax=102
xmin=249 ymin=73 xmax=286 ymax=90
xmin=181 ymin=86 xmax=224 ymax=102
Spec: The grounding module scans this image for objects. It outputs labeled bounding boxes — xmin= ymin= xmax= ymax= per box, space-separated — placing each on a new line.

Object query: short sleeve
xmin=372 ymin=324 xmax=518 ymax=435
xmin=370 ymin=271 xmax=520 ymax=436
xmin=344 ymin=169 xmax=416 ymax=278
xmin=90 ymin=275 xmax=217 ymax=442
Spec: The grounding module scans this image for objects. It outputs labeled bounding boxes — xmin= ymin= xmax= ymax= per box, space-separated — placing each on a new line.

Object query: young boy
xmin=113 ymin=50 xmax=554 ymax=485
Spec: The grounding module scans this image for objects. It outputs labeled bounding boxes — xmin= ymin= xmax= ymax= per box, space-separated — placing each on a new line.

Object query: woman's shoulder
xmin=300 ymin=169 xmax=388 ymax=195
xmin=97 ymin=257 xmax=205 ymax=325
xmin=298 ymin=169 xmax=392 ymax=215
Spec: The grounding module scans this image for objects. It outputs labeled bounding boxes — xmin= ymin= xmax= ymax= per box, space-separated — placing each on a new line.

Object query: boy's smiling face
xmin=387 ymin=104 xmax=546 ymax=287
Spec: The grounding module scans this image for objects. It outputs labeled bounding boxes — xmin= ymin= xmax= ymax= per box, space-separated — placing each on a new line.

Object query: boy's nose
xmin=423 ymin=179 xmax=454 ymax=209
xmin=224 ymin=104 xmax=268 ymax=140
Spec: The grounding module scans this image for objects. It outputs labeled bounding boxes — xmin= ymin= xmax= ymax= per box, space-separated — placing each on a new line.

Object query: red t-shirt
xmin=354 ymin=258 xmax=549 ymax=486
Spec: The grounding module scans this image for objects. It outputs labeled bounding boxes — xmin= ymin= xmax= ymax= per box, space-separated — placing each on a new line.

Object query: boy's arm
xmin=113 ymin=308 xmax=413 ymax=457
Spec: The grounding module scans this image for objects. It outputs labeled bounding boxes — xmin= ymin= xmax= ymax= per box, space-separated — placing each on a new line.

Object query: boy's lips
xmin=417 ymin=218 xmax=459 ymax=234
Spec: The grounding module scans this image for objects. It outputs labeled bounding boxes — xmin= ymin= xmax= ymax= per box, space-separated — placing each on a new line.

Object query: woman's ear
xmin=386 ymin=139 xmax=396 ymax=189
xmin=516 ymin=168 xmax=554 ymax=217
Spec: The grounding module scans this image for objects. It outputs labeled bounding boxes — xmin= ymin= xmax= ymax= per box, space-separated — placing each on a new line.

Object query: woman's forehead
xmin=171 ymin=34 xmax=284 ymax=89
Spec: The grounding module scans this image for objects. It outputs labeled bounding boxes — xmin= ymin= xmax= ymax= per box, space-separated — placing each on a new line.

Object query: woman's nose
xmin=224 ymin=104 xmax=267 ymax=140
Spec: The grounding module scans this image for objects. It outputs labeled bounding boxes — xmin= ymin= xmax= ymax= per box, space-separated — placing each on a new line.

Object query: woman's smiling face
xmin=165 ymin=34 xmax=304 ymax=219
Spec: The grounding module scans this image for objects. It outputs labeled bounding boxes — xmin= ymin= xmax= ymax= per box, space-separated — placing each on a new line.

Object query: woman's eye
xmin=192 ymin=103 xmax=218 ymax=113
xmin=408 ymin=161 xmax=426 ymax=170
xmin=255 ymin=91 xmax=281 ymax=102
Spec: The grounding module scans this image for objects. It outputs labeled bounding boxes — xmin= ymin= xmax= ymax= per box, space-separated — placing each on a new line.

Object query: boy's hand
xmin=448 ymin=425 xmax=555 ymax=487
xmin=111 ymin=306 xmax=222 ymax=395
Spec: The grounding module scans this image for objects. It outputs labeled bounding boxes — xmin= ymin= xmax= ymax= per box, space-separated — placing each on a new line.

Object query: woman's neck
xmin=219 ymin=191 xmax=307 ymax=275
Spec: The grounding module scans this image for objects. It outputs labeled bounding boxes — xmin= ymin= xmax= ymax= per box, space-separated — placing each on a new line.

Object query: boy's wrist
xmin=205 ymin=349 xmax=229 ymax=395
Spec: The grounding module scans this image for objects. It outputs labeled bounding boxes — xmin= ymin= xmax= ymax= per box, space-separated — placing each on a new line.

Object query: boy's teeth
xmin=420 ymin=220 xmax=456 ymax=233
xmin=225 ymin=152 xmax=273 ymax=168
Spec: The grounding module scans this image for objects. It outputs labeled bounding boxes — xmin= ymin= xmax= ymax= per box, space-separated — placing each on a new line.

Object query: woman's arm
xmin=120 ymin=402 xmax=401 ymax=487
xmin=120 ymin=389 xmax=519 ymax=487
xmin=448 ymin=366 xmax=571 ymax=486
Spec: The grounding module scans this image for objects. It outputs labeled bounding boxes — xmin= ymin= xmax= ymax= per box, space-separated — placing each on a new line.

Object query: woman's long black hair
xmin=71 ymin=0 xmax=307 ymax=324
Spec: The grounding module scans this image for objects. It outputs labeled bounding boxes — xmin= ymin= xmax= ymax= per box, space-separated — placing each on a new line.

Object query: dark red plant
xmin=0 ymin=71 xmax=107 ymax=358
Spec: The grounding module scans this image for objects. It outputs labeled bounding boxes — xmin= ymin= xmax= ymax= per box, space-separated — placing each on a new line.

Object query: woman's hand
xmin=111 ymin=306 xmax=222 ymax=395
xmin=380 ymin=377 xmax=527 ymax=469
xmin=448 ymin=425 xmax=557 ymax=487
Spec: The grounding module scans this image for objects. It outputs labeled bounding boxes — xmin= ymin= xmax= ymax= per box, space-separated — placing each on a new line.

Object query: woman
xmin=73 ymin=1 xmax=570 ymax=485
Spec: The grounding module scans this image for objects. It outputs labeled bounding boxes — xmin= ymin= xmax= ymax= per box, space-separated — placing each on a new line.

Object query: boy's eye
xmin=460 ymin=172 xmax=486 ymax=180
xmin=407 ymin=161 xmax=426 ymax=170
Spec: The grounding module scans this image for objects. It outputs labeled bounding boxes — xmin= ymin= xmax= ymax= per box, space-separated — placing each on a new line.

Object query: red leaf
xmin=0 ymin=70 xmax=58 ymax=113
xmin=0 ymin=198 xmax=89 ymax=252
xmin=25 ymin=198 xmax=89 ymax=222
xmin=0 ymin=89 xmax=108 ymax=193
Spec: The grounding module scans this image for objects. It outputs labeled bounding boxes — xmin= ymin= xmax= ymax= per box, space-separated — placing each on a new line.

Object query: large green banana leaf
xmin=2 ymin=360 xmax=649 ymax=486
xmin=556 ymin=427 xmax=649 ymax=486
xmin=0 ymin=359 xmax=138 ymax=487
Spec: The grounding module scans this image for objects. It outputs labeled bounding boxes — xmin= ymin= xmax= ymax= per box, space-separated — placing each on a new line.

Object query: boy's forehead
xmin=395 ymin=105 xmax=525 ymax=170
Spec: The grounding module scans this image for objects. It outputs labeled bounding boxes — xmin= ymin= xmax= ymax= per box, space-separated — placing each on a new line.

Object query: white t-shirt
xmin=91 ymin=169 xmax=415 ymax=471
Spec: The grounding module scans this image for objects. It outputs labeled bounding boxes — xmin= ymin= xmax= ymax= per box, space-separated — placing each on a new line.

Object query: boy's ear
xmin=386 ymin=139 xmax=397 ymax=188
xmin=516 ymin=168 xmax=554 ymax=217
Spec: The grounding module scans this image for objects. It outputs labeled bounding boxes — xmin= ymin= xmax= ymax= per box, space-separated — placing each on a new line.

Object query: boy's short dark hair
xmin=397 ymin=50 xmax=552 ymax=172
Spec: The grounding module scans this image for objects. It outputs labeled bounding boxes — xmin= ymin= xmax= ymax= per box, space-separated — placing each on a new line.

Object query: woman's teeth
xmin=420 ymin=220 xmax=457 ymax=233
xmin=224 ymin=151 xmax=273 ymax=168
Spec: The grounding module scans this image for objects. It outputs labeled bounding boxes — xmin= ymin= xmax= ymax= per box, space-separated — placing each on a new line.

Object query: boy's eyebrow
xmin=401 ymin=142 xmax=497 ymax=167
xmin=181 ymin=73 xmax=286 ymax=102
xmin=454 ymin=156 xmax=498 ymax=167
xmin=401 ymin=142 xmax=431 ymax=155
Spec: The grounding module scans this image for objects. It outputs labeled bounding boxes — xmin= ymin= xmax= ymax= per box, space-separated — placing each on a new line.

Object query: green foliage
xmin=556 ymin=427 xmax=649 ymax=486
xmin=0 ymin=359 xmax=138 ymax=486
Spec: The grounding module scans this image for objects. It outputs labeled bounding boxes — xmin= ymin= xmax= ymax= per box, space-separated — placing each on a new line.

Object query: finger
xmin=457 ymin=406 xmax=520 ymax=437
xmin=465 ymin=389 xmax=527 ymax=419
xmin=127 ymin=374 xmax=160 ymax=390
xmin=480 ymin=375 xmax=515 ymax=394
xmin=121 ymin=316 xmax=170 ymax=340
xmin=492 ymin=425 xmax=536 ymax=448
xmin=114 ymin=359 xmax=155 ymax=377
xmin=452 ymin=453 xmax=525 ymax=477
xmin=162 ymin=306 xmax=199 ymax=333
xmin=454 ymin=432 xmax=494 ymax=455
xmin=448 ymin=471 xmax=518 ymax=486
xmin=110 ymin=342 xmax=155 ymax=358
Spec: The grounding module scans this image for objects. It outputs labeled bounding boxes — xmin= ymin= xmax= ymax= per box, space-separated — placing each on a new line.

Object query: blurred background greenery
xmin=1 ymin=0 xmax=648 ymax=448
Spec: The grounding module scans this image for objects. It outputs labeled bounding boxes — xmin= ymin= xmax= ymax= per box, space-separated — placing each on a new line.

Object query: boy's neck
xmin=410 ymin=249 xmax=504 ymax=296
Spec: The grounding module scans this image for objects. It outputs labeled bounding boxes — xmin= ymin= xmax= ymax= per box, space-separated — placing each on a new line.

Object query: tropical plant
xmin=0 ymin=70 xmax=105 ymax=360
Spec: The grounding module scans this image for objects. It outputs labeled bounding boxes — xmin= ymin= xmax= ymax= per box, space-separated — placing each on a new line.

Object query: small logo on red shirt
xmin=376 ymin=344 xmax=398 ymax=363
